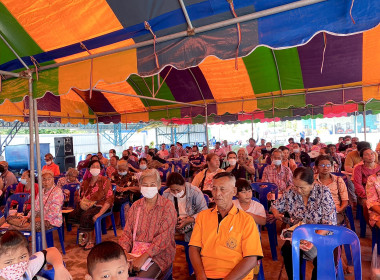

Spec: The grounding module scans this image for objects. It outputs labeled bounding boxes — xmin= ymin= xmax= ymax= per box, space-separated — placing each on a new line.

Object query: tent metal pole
xmin=95 ymin=88 xmax=204 ymax=107
xmin=0 ymin=70 xmax=21 ymax=78
xmin=33 ymin=98 xmax=47 ymax=249
xmin=28 ymin=73 xmax=36 ymax=253
xmin=205 ymin=106 xmax=209 ymax=148
xmin=251 ymin=114 xmax=254 ymax=138
xmin=96 ymin=118 xmax=101 ymax=152
xmin=178 ymin=0 xmax=194 ymax=32
xmin=363 ymin=102 xmax=367 ymax=141
xmin=34 ymin=0 xmax=325 ymax=73
xmin=0 ymin=33 xmax=30 ymax=70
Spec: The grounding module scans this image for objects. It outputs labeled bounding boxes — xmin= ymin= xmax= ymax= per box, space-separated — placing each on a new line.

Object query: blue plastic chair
xmin=258 ymin=164 xmax=267 ymax=181
xmin=21 ymin=226 xmax=66 ymax=255
xmin=158 ymin=167 xmax=171 ymax=182
xmin=120 ymin=200 xmax=131 ymax=229
xmin=251 ymin=182 xmax=278 ymax=261
xmin=162 ymin=265 xmax=173 ymax=280
xmin=37 ymin=262 xmax=66 ymax=280
xmin=356 ymin=204 xmax=367 ymax=238
xmin=159 ymin=186 xmax=168 ymax=195
xmin=3 ymin=183 xmax=18 ymax=204
xmin=203 ymin=194 xmax=210 ymax=207
xmin=76 ymin=209 xmax=117 ymax=244
xmin=292 ymin=224 xmax=362 ymax=280
xmin=62 ymin=183 xmax=79 ymax=208
xmin=372 ymin=226 xmax=380 ymax=255
xmin=4 ymin=193 xmax=31 ymax=218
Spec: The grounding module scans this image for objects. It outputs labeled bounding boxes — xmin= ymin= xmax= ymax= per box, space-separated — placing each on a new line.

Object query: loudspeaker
xmin=54 ymin=137 xmax=73 ymax=157
xmin=55 ymin=156 xmax=76 ymax=174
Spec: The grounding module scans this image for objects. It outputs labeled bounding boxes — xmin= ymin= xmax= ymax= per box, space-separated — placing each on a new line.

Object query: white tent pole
xmin=178 ymin=0 xmax=194 ymax=32
xmin=205 ymin=105 xmax=209 ymax=148
xmin=96 ymin=88 xmax=204 ymax=107
xmin=363 ymin=102 xmax=367 ymax=141
xmin=28 ymin=73 xmax=36 ymax=253
xmin=96 ymin=118 xmax=101 ymax=152
xmin=34 ymin=0 xmax=326 ymax=73
xmin=0 ymin=33 xmax=30 ymax=70
xmin=0 ymin=70 xmax=21 ymax=78
xmin=33 ymin=98 xmax=47 ymax=249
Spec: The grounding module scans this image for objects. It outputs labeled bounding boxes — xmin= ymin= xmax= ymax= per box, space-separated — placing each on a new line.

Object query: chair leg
xmin=57 ymin=227 xmax=66 ymax=255
xmin=120 ymin=207 xmax=125 ymax=229
xmin=358 ymin=204 xmax=367 ymax=238
xmin=345 ymin=206 xmax=356 ymax=233
xmin=258 ymin=260 xmax=265 ymax=280
xmin=111 ymin=214 xmax=117 ymax=237
xmin=101 ymin=218 xmax=107 ymax=235
xmin=266 ymin=222 xmax=278 ymax=261
xmin=94 ymin=220 xmax=102 ymax=244
xmin=337 ymin=259 xmax=345 ymax=280
xmin=343 ymin=244 xmax=353 ymax=266
xmin=36 ymin=232 xmax=42 ymax=252
xmin=46 ymin=231 xmax=54 ymax=248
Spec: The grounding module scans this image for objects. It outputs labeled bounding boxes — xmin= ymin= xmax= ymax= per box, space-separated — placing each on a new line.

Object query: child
xmin=85 ymin=241 xmax=129 ymax=280
xmin=0 ymin=230 xmax=72 ymax=280
xmin=233 ymin=178 xmax=267 ymax=225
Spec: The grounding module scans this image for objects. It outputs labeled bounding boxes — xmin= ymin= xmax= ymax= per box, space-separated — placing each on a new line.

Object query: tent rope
xmin=30 ymin=56 xmax=40 ymax=81
xmin=227 ymin=0 xmax=241 ymax=70
xmin=350 ymin=0 xmax=356 ymax=24
xmin=320 ymin=33 xmax=327 ymax=74
xmin=145 ymin=21 xmax=160 ymax=69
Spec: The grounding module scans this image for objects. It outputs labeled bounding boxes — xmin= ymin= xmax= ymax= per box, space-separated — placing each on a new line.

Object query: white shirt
xmin=233 ymin=199 xmax=266 ymax=218
xmin=177 ymin=195 xmax=187 ymax=217
xmin=24 ymin=251 xmax=46 ymax=279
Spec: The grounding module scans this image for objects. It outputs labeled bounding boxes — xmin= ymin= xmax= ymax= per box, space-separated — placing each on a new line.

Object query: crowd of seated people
xmin=0 ymin=136 xmax=379 ymax=279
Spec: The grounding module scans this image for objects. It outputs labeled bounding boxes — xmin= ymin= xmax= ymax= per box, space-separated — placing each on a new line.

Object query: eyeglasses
xmin=318 ymin=164 xmax=332 ymax=168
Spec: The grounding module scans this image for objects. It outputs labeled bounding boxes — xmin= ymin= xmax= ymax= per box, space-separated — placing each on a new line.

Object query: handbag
xmin=131 ymin=207 xmax=151 ymax=256
xmin=80 ymin=197 xmax=96 ymax=211
xmin=173 ymin=197 xmax=193 ymax=234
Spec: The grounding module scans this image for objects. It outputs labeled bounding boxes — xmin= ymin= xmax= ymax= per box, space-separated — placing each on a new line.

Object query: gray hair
xmin=117 ymin=160 xmax=128 ymax=170
xmin=139 ymin=169 xmax=161 ymax=186
xmin=66 ymin=167 xmax=79 ymax=177
xmin=271 ymin=149 xmax=283 ymax=158
xmin=237 ymin=148 xmax=248 ymax=156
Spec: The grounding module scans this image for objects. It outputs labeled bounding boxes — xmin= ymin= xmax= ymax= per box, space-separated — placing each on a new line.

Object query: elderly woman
xmin=111 ymin=160 xmax=139 ymax=221
xmin=83 ymin=155 xmax=106 ymax=181
xmin=56 ymin=168 xmax=80 ymax=188
xmin=237 ymin=148 xmax=256 ymax=176
xmin=162 ymin=172 xmax=208 ymax=242
xmin=271 ymin=167 xmax=336 ymax=280
xmin=106 ymin=155 xmax=119 ymax=179
xmin=119 ymin=169 xmax=176 ymax=279
xmin=30 ymin=170 xmax=64 ymax=231
xmin=192 ymin=153 xmax=224 ymax=197
xmin=11 ymin=170 xmax=39 ymax=213
xmin=67 ymin=160 xmax=114 ymax=250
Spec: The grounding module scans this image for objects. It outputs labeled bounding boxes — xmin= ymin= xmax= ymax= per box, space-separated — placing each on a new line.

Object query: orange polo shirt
xmin=42 ymin=162 xmax=60 ymax=176
xmin=189 ymin=205 xmax=263 ymax=280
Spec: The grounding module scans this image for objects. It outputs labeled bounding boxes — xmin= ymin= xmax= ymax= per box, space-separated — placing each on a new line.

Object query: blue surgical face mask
xmin=273 ymin=160 xmax=282 ymax=166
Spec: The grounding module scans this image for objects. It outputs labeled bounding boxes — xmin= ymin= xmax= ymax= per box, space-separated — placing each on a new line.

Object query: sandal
xmin=78 ymin=232 xmax=88 ymax=247
xmin=84 ymin=241 xmax=95 ymax=251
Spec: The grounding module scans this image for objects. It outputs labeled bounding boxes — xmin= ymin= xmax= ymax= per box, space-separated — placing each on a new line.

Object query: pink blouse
xmin=35 ymin=186 xmax=64 ymax=227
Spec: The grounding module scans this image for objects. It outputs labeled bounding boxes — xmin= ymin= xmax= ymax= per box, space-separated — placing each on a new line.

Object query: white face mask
xmin=192 ymin=152 xmax=197 ymax=156
xmin=118 ymin=171 xmax=127 ymax=176
xmin=346 ymin=141 xmax=351 ymax=145
xmin=90 ymin=168 xmax=101 ymax=177
xmin=273 ymin=160 xmax=282 ymax=166
xmin=293 ymin=149 xmax=300 ymax=153
xmin=139 ymin=164 xmax=147 ymax=170
xmin=45 ymin=160 xmax=52 ymax=166
xmin=20 ymin=179 xmax=27 ymax=185
xmin=266 ymin=147 xmax=272 ymax=151
xmin=0 ymin=260 xmax=29 ymax=280
xmin=141 ymin=187 xmax=158 ymax=199
xmin=228 ymin=159 xmax=237 ymax=166
xmin=171 ymin=190 xmax=184 ymax=198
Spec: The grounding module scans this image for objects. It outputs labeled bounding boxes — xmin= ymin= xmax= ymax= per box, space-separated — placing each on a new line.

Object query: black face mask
xmin=123 ymin=156 xmax=129 ymax=160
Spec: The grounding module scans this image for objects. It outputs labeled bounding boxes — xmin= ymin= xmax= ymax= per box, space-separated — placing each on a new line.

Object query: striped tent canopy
xmin=0 ymin=0 xmax=379 ymax=124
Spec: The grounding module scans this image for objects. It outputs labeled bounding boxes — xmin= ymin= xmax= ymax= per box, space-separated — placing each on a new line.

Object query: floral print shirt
xmin=366 ymin=174 xmax=380 ymax=227
xmin=80 ymin=175 xmax=114 ymax=206
xmin=35 ymin=186 xmax=64 ymax=227
xmin=272 ymin=183 xmax=337 ymax=225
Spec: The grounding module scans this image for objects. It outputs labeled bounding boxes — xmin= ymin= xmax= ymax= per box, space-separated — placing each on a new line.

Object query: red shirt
xmin=11 ymin=183 xmax=39 ymax=210
xmin=119 ymin=195 xmax=176 ymax=272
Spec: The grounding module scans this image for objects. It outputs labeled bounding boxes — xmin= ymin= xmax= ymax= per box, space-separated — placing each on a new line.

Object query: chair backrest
xmin=5 ymin=193 xmax=31 ymax=217
xmin=203 ymin=194 xmax=210 ymax=207
xmin=159 ymin=186 xmax=168 ymax=195
xmin=4 ymin=184 xmax=18 ymax=202
xmin=62 ymin=183 xmax=79 ymax=208
xmin=292 ymin=224 xmax=361 ymax=280
xmin=258 ymin=164 xmax=267 ymax=180
xmin=158 ymin=167 xmax=171 ymax=182
xmin=250 ymin=182 xmax=278 ymax=211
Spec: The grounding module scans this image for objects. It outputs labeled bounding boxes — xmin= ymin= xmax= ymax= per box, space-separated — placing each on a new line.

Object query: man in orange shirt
xmin=189 ymin=172 xmax=263 ymax=280
xmin=42 ymin=153 xmax=60 ymax=176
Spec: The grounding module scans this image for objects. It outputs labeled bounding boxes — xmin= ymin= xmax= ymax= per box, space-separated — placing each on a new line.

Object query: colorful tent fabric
xmin=0 ymin=0 xmax=379 ymax=124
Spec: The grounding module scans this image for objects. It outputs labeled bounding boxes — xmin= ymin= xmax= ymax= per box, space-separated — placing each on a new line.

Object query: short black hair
xmin=166 ymin=172 xmax=185 ymax=187
xmin=148 ymin=151 xmax=155 ymax=157
xmin=216 ymin=141 xmax=221 ymax=145
xmin=357 ymin=141 xmax=371 ymax=152
xmin=111 ymin=155 xmax=119 ymax=161
xmin=87 ymin=241 xmax=127 ymax=276
xmin=288 ymin=138 xmax=294 ymax=142
xmin=293 ymin=167 xmax=314 ymax=185
xmin=88 ymin=160 xmax=101 ymax=169
xmin=315 ymin=155 xmax=333 ymax=166
xmin=312 ymin=138 xmax=319 ymax=145
xmin=236 ymin=178 xmax=252 ymax=193
xmin=139 ymin=157 xmax=147 ymax=164
xmin=170 ymin=144 xmax=175 ymax=147
xmin=227 ymin=151 xmax=236 ymax=158
xmin=192 ymin=145 xmax=199 ymax=151
xmin=109 ymin=149 xmax=116 ymax=153
xmin=360 ymin=147 xmax=372 ymax=158
xmin=0 ymin=230 xmax=29 ymax=256
xmin=278 ymin=146 xmax=289 ymax=151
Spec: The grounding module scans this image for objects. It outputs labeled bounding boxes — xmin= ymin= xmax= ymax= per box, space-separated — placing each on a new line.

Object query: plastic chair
xmin=62 ymin=183 xmax=79 ymax=208
xmin=162 ymin=265 xmax=173 ymax=280
xmin=372 ymin=226 xmax=380 ymax=255
xmin=292 ymin=224 xmax=362 ymax=280
xmin=76 ymin=209 xmax=117 ymax=244
xmin=4 ymin=193 xmax=31 ymax=218
xmin=159 ymin=186 xmax=168 ymax=195
xmin=251 ymin=182 xmax=278 ymax=261
xmin=120 ymin=200 xmax=131 ymax=229
xmin=356 ymin=203 xmax=367 ymax=238
xmin=176 ymin=240 xmax=193 ymax=276
xmin=3 ymin=184 xmax=18 ymax=204
xmin=37 ymin=262 xmax=66 ymax=280
xmin=21 ymin=226 xmax=66 ymax=255
xmin=258 ymin=164 xmax=267 ymax=181
xmin=203 ymin=194 xmax=210 ymax=207
xmin=158 ymin=167 xmax=171 ymax=182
